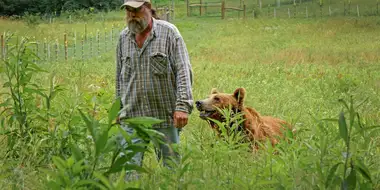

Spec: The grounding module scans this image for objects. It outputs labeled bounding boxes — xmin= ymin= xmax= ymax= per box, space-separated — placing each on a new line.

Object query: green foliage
xmin=0 ymin=0 xmax=123 ymax=16
xmin=0 ymin=36 xmax=165 ymax=189
xmin=207 ymin=105 xmax=248 ymax=147
xmin=0 ymin=35 xmax=49 ymax=159
xmin=322 ymin=97 xmax=377 ymax=189
xmin=44 ymin=98 xmax=165 ymax=189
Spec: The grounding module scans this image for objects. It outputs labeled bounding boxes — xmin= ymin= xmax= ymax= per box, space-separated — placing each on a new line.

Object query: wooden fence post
xmin=199 ymin=0 xmax=202 ymax=16
xmin=349 ymin=1 xmax=352 ymax=15
xmin=288 ymin=8 xmax=291 ymax=18
xmin=48 ymin=43 xmax=51 ymax=61
xmin=97 ymin=30 xmax=100 ymax=56
xmin=166 ymin=7 xmax=170 ymax=22
xmin=90 ymin=34 xmax=93 ymax=58
xmin=5 ymin=37 xmax=8 ymax=60
xmin=104 ymin=28 xmax=107 ymax=52
xmin=187 ymin=0 xmax=190 ymax=17
xmin=1 ymin=34 xmax=3 ymax=61
xmin=259 ymin=0 xmax=262 ymax=10
xmin=32 ymin=36 xmax=37 ymax=63
xmin=329 ymin=6 xmax=332 ymax=16
xmin=81 ymin=36 xmax=84 ymax=62
xmin=243 ymin=4 xmax=246 ymax=19
xmin=171 ymin=0 xmax=175 ymax=20
xmin=111 ymin=25 xmax=114 ymax=44
xmin=221 ymin=0 xmax=225 ymax=19
xmin=44 ymin=38 xmax=47 ymax=61
xmin=74 ymin=31 xmax=77 ymax=59
xmin=85 ymin=23 xmax=88 ymax=41
xmin=357 ymin=5 xmax=360 ymax=17
xmin=55 ymin=39 xmax=58 ymax=63
xmin=64 ymin=33 xmax=68 ymax=62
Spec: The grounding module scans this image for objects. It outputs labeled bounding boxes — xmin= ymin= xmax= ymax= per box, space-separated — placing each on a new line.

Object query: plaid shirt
xmin=116 ymin=18 xmax=193 ymax=128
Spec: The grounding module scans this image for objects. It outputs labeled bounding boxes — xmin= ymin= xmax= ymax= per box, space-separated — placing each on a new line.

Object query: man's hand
xmin=173 ymin=111 xmax=188 ymax=128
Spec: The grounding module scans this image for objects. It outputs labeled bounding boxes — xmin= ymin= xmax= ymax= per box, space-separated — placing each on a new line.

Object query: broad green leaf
xmin=67 ymin=156 xmax=75 ymax=168
xmin=115 ymin=169 xmax=127 ymax=190
xmin=123 ymin=164 xmax=149 ymax=173
xmin=181 ymin=151 xmax=192 ymax=163
xmin=347 ymin=168 xmax=356 ymax=190
xmin=107 ymin=156 xmax=130 ymax=174
xmin=125 ymin=144 xmax=148 ymax=153
xmin=124 ymin=117 xmax=164 ymax=127
xmin=52 ymin=156 xmax=67 ymax=171
xmin=69 ymin=143 xmax=83 ymax=161
xmin=103 ymin=135 xmax=118 ymax=154
xmin=108 ymin=98 xmax=121 ymax=126
xmin=93 ymin=172 xmax=112 ymax=189
xmin=326 ymin=162 xmax=342 ymax=188
xmin=78 ymin=109 xmax=96 ymax=141
xmin=96 ymin=128 xmax=109 ymax=157
xmin=118 ymin=126 xmax=132 ymax=145
xmin=338 ymin=111 xmax=348 ymax=145
xmin=72 ymin=160 xmax=86 ymax=175
xmin=355 ymin=159 xmax=372 ymax=183
xmin=207 ymin=118 xmax=224 ymax=130
xmin=179 ymin=163 xmax=190 ymax=178
xmin=46 ymin=181 xmax=61 ymax=190
xmin=74 ymin=179 xmax=108 ymax=190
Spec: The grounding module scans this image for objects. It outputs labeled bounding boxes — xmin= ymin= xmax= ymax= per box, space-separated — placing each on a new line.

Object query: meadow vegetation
xmin=1 ymin=0 xmax=380 ymax=189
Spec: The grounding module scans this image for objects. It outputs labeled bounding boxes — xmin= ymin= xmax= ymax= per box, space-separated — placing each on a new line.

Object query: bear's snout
xmin=195 ymin=100 xmax=203 ymax=110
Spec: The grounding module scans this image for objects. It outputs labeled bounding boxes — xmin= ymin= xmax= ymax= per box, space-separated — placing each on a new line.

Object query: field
xmin=1 ymin=0 xmax=380 ymax=189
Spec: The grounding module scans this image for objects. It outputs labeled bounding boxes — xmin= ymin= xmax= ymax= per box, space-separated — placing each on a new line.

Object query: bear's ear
xmin=211 ymin=88 xmax=219 ymax=94
xmin=233 ymin=88 xmax=246 ymax=105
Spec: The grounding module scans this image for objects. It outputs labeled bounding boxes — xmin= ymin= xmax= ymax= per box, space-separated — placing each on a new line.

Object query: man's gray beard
xmin=128 ymin=18 xmax=148 ymax=34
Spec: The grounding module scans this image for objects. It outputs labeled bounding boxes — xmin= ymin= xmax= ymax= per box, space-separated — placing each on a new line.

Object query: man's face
xmin=126 ymin=3 xmax=151 ymax=34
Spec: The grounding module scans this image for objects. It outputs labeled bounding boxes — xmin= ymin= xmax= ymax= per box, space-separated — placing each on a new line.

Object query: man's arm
xmin=172 ymin=35 xmax=194 ymax=115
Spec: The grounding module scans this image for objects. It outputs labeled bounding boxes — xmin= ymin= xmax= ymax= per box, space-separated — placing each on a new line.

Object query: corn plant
xmin=0 ymin=35 xmax=52 ymax=159
xmin=44 ymin=98 xmax=166 ymax=189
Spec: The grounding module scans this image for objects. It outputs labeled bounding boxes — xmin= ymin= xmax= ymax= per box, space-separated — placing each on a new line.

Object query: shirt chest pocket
xmin=150 ymin=52 xmax=168 ymax=76
xmin=121 ymin=56 xmax=132 ymax=78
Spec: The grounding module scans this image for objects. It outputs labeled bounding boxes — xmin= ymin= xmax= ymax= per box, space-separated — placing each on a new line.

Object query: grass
xmin=1 ymin=1 xmax=380 ymax=189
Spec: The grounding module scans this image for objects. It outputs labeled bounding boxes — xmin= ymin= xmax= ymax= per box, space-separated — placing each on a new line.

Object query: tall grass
xmin=1 ymin=4 xmax=380 ymax=190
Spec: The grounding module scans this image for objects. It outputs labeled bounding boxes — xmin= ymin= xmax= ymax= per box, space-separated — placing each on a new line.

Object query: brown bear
xmin=195 ymin=87 xmax=293 ymax=149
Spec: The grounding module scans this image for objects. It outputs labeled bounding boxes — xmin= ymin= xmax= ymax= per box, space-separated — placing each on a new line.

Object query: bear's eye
xmin=214 ymin=97 xmax=220 ymax=102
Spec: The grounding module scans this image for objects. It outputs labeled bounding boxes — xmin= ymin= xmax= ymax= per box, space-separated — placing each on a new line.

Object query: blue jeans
xmin=120 ymin=124 xmax=181 ymax=180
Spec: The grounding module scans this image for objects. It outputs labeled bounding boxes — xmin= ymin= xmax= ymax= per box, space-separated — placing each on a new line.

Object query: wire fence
xmin=1 ymin=25 xmax=126 ymax=64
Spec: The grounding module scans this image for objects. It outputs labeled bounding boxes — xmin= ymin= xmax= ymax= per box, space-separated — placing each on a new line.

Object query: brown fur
xmin=195 ymin=88 xmax=293 ymax=149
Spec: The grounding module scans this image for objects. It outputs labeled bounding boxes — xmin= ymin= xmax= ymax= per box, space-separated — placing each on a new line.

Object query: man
xmin=116 ymin=0 xmax=193 ymax=179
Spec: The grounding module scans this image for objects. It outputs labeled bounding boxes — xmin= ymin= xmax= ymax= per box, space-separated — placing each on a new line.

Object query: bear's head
xmin=195 ymin=88 xmax=246 ymax=120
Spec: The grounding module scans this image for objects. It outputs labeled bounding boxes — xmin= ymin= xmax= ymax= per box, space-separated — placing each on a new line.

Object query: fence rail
xmin=187 ymin=0 xmax=380 ymax=19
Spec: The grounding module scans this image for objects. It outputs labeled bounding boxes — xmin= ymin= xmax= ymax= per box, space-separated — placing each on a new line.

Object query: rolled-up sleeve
xmin=172 ymin=36 xmax=194 ymax=114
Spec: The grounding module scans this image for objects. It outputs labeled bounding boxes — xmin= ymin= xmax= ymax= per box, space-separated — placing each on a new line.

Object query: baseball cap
xmin=121 ymin=0 xmax=151 ymax=9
